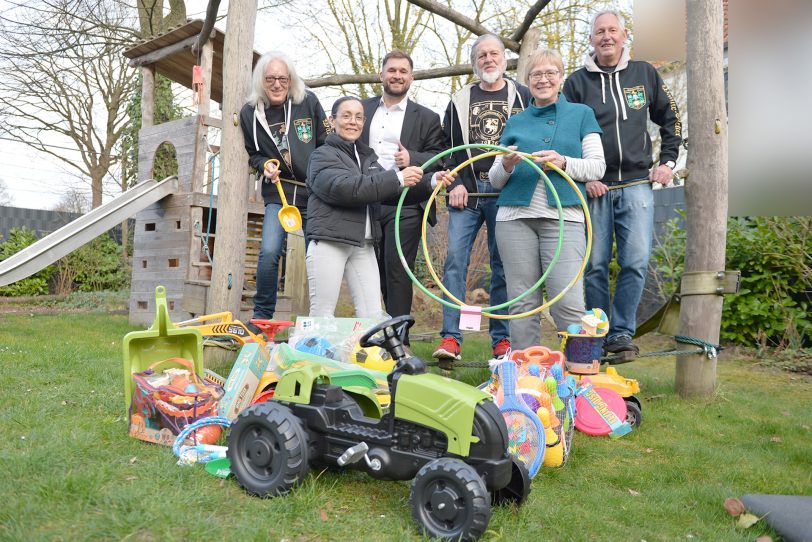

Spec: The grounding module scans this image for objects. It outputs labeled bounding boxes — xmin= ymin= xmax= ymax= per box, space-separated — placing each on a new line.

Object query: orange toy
xmin=512 ymin=346 xmax=567 ymax=375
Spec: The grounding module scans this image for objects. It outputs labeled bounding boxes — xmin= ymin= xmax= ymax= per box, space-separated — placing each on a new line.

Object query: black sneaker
xmin=604 ymin=335 xmax=639 ymax=356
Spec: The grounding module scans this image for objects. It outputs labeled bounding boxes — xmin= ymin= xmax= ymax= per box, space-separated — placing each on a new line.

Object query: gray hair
xmin=589 ymin=9 xmax=627 ymax=37
xmin=470 ymin=34 xmax=507 ymax=79
xmin=247 ymin=50 xmax=306 ymax=107
xmin=523 ymin=49 xmax=565 ymax=82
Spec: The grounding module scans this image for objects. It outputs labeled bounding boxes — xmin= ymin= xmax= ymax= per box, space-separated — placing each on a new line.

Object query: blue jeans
xmin=440 ymin=181 xmax=509 ymax=346
xmin=584 ymin=183 xmax=654 ymax=340
xmin=253 ymin=203 xmax=308 ymax=319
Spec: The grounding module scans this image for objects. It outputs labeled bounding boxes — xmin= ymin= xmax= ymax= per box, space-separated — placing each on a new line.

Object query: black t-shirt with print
xmin=264 ymin=104 xmax=294 ymax=178
xmin=468 ymin=84 xmax=509 ymax=180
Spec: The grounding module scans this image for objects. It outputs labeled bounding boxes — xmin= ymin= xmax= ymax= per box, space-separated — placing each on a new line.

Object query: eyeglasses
xmin=338 ymin=113 xmax=365 ymax=123
xmin=264 ymin=76 xmax=290 ymax=86
xmin=528 ymin=70 xmax=560 ymax=82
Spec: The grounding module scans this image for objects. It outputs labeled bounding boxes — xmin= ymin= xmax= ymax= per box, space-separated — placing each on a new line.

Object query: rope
xmin=421 ymin=335 xmax=722 ymax=371
xmin=606 ymin=178 xmax=652 ymax=191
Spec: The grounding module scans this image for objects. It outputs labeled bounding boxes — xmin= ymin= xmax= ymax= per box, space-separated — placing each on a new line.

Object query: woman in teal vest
xmin=488 ymin=49 xmax=606 ymax=349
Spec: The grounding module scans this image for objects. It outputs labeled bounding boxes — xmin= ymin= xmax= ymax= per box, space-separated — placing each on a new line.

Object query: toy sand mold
xmin=122 ymin=286 xmax=204 ymax=409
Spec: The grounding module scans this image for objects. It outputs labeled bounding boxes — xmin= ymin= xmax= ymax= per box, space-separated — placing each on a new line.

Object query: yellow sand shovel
xmin=266 ymin=158 xmax=302 ymax=232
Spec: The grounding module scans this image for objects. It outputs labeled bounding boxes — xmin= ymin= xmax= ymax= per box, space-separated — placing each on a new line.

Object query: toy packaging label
xmin=219 ymin=343 xmax=270 ymax=419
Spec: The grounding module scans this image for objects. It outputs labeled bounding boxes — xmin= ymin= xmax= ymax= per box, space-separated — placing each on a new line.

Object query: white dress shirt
xmin=368 ymin=95 xmax=408 ymax=172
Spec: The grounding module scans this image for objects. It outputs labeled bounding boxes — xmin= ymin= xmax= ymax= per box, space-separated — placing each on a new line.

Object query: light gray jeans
xmin=495 ymin=218 xmax=586 ymax=349
xmin=306 ymin=239 xmax=384 ymax=318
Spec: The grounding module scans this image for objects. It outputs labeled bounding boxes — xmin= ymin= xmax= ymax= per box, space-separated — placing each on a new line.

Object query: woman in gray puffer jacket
xmin=305 ymin=96 xmax=449 ymax=318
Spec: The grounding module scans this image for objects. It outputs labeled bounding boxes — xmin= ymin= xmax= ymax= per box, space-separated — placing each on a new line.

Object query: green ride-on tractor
xmin=227 ymin=315 xmax=530 ymax=541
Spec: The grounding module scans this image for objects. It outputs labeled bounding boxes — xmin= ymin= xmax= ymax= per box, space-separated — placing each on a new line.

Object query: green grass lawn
xmin=1 ymin=312 xmax=809 ymax=541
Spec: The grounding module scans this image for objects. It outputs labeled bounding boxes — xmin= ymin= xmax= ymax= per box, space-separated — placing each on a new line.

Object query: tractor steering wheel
xmin=359 ymin=315 xmax=415 ymax=352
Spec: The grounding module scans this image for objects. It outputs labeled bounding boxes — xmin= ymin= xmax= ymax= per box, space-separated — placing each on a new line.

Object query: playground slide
xmin=0 ymin=176 xmax=178 ymax=287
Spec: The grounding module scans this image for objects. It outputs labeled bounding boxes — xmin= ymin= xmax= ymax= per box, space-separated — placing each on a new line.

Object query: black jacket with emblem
xmin=306 ymin=133 xmax=433 ymax=247
xmin=562 ymin=47 xmax=682 ymax=183
xmin=239 ymin=89 xmax=329 ymax=208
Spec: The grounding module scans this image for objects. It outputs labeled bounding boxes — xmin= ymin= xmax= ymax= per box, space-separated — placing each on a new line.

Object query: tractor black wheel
xmin=492 ymin=456 xmax=531 ymax=507
xmin=227 ymin=402 xmax=309 ymax=497
xmin=624 ymin=399 xmax=643 ymax=428
xmin=410 ymin=458 xmax=491 ymax=541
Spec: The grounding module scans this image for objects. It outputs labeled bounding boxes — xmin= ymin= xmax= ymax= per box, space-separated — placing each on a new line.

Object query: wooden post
xmin=675 ymin=0 xmax=728 ymax=396
xmin=141 ymin=65 xmax=155 ymax=129
xmin=140 ymin=65 xmax=156 ymax=181
xmin=516 ymin=28 xmax=541 ymax=84
xmin=284 ymin=232 xmax=309 ymax=315
xmin=206 ymin=0 xmax=257 ymax=318
xmin=191 ymin=36 xmax=214 ymax=194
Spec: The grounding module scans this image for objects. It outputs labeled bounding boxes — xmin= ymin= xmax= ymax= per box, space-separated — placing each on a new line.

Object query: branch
xmin=191 ymin=0 xmax=222 ymax=58
xmin=305 ymin=58 xmax=518 ymax=88
xmin=404 ymin=0 xmax=520 ymax=52
xmin=511 ymin=0 xmax=552 ymax=42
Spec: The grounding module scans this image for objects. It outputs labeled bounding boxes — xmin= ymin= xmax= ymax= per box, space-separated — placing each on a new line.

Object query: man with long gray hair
xmin=432 ymin=34 xmax=532 ymax=362
xmin=239 ymin=51 xmax=330 ymax=329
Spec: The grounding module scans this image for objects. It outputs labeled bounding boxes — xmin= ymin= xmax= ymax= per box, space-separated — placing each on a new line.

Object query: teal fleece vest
xmin=496 ymin=94 xmax=601 ymax=207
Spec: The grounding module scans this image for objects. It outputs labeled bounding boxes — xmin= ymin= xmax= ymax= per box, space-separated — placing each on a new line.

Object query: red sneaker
xmin=433 ymin=337 xmax=461 ymax=360
xmin=492 ymin=339 xmax=511 ymax=359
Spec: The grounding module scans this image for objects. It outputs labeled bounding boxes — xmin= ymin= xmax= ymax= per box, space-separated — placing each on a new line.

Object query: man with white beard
xmin=432 ymin=34 xmax=532 ymax=362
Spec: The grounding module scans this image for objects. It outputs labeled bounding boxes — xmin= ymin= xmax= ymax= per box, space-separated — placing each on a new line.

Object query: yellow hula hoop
xmin=418 ymin=151 xmax=592 ymax=320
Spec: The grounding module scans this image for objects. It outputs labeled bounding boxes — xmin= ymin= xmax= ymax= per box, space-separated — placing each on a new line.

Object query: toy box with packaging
xmin=218 ymin=342 xmax=270 ymax=419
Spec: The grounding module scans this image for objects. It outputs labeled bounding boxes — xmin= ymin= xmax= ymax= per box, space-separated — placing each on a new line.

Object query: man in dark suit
xmin=360 ymin=50 xmax=445 ymax=345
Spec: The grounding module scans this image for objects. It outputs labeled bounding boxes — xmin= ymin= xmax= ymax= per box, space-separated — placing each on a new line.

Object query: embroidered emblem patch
xmin=294 ymin=118 xmax=313 ymax=143
xmin=623 ymin=86 xmax=646 ymax=110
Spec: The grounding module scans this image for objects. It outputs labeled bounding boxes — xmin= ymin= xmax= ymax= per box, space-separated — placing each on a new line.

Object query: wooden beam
xmin=306 ymin=59 xmax=518 ymax=89
xmin=199 ymin=115 xmax=222 ymax=128
xmin=128 ymin=34 xmax=198 ymax=67
xmin=191 ymin=37 xmax=214 ymax=194
xmin=405 ymin=0 xmax=520 ymax=52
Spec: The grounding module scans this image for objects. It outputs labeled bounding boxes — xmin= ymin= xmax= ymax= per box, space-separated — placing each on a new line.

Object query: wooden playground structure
xmin=122 ymin=20 xmax=307 ymax=326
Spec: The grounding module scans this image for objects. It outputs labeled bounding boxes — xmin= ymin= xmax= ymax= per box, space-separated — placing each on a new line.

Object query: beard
xmin=480 ymin=70 xmax=502 ymax=84
xmin=383 ymin=81 xmax=410 ymax=98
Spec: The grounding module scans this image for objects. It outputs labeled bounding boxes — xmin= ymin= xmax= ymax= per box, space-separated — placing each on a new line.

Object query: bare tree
xmin=292 ymin=0 xmax=621 ymax=98
xmin=137 ymin=0 xmax=187 ymax=37
xmin=51 ymin=187 xmax=91 ymax=214
xmin=0 ymin=0 xmax=138 ymax=209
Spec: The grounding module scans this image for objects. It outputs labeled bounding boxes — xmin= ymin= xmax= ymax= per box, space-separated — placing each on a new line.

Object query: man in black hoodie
xmin=239 ymin=51 xmax=330 ymax=328
xmin=563 ymin=10 xmax=682 ymax=355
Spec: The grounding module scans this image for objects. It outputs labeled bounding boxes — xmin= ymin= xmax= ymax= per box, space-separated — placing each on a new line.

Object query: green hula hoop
xmin=394 ymin=143 xmax=590 ymax=320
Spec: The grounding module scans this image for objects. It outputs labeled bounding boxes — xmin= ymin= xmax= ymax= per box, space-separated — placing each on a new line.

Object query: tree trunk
xmin=517 ymin=28 xmax=541 ymax=84
xmin=206 ymin=0 xmax=257 ymax=318
xmin=676 ymin=0 xmax=728 ymax=396
xmin=91 ymin=170 xmax=104 ymax=209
